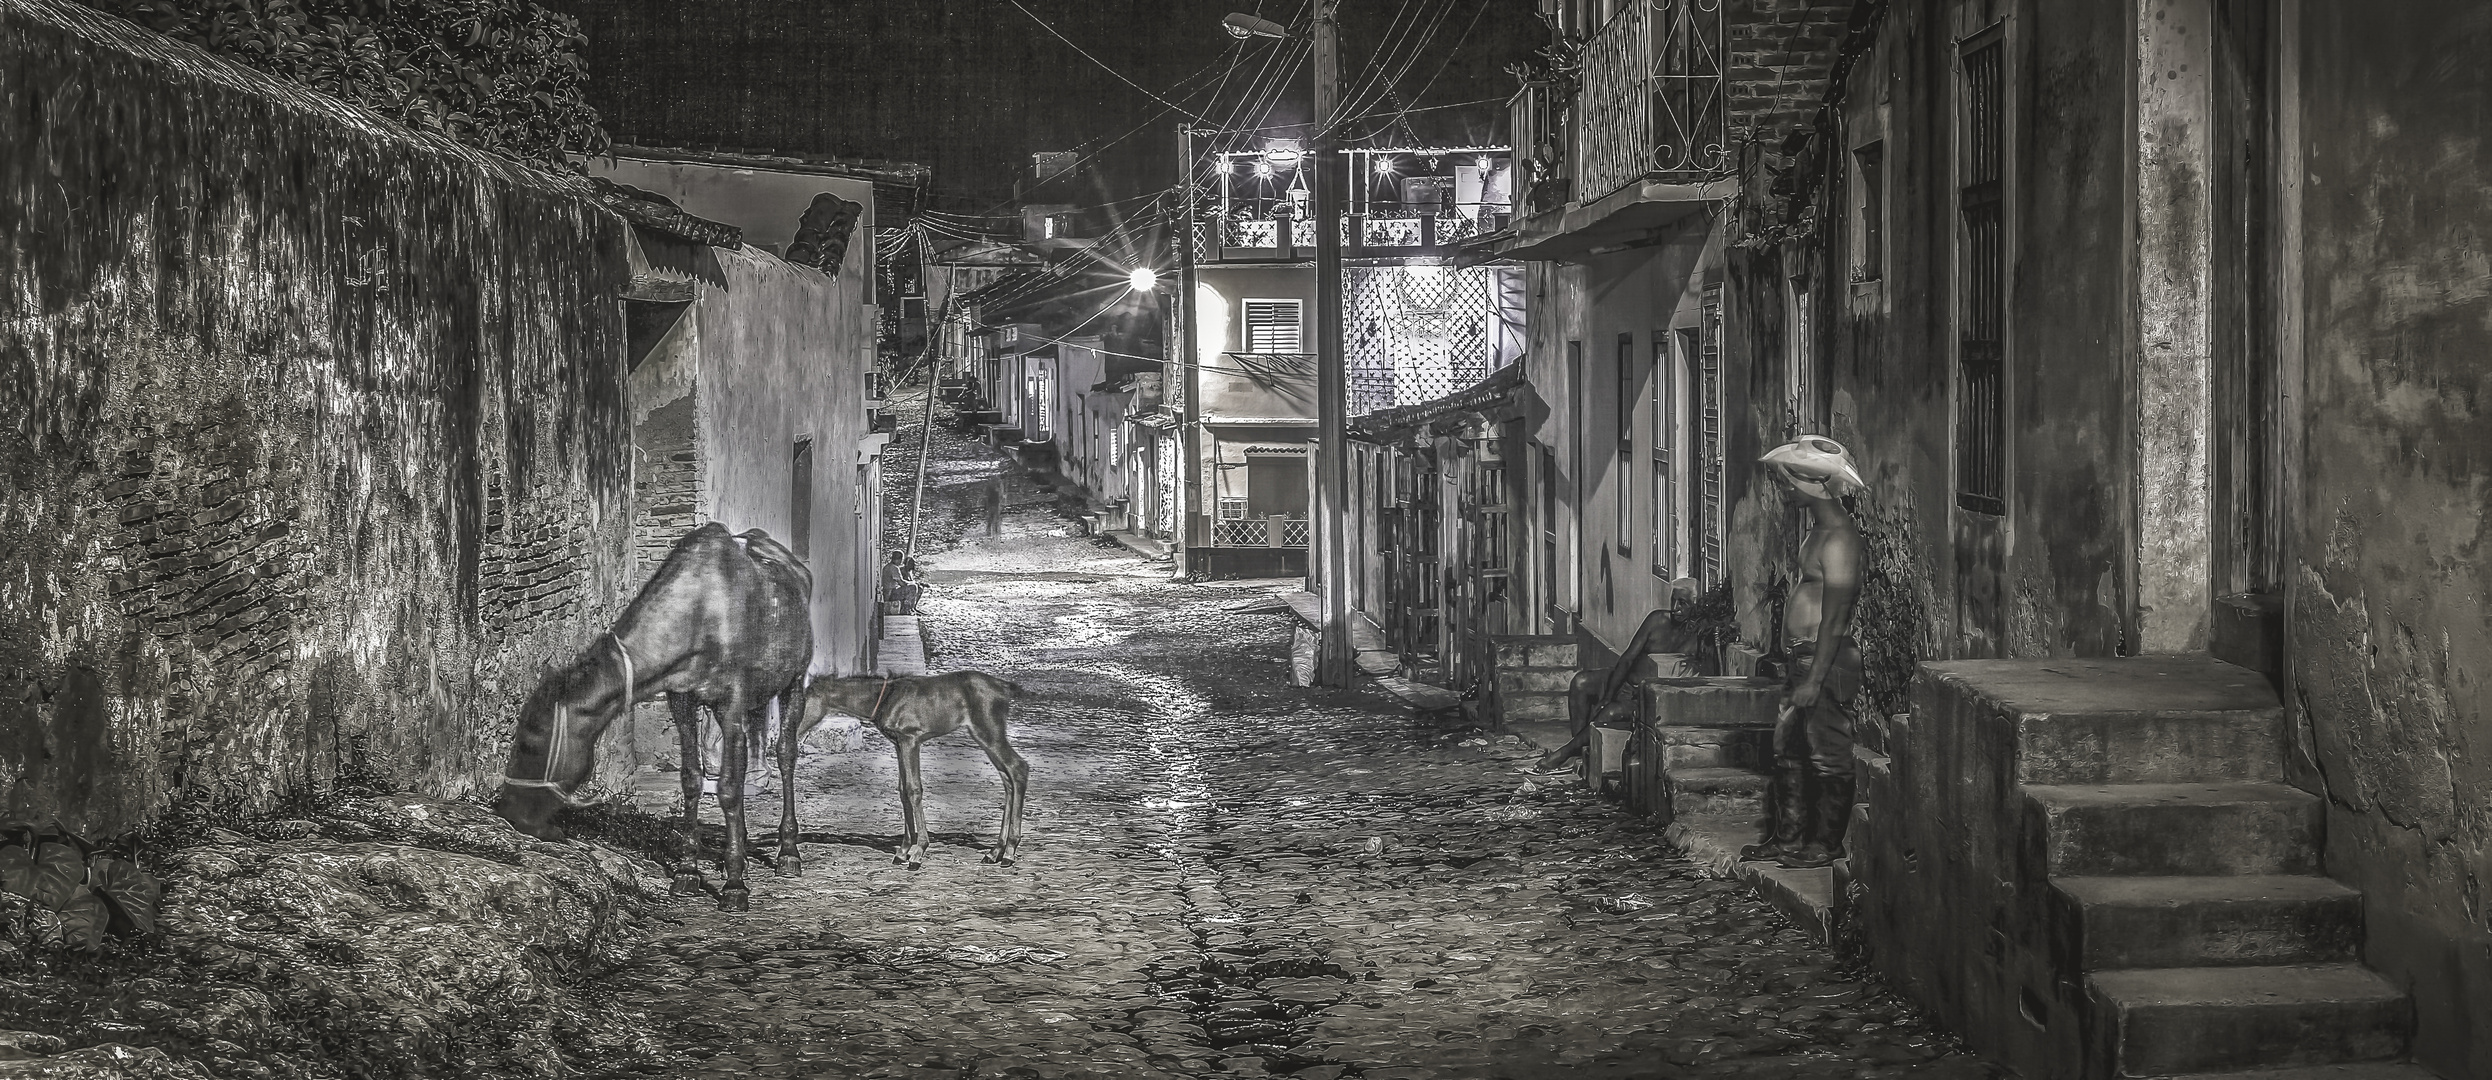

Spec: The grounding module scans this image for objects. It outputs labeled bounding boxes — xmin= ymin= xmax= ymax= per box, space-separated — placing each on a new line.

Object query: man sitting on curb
xmin=1741 ymin=435 xmax=1867 ymax=871
xmin=1531 ymin=576 xmax=1709 ymax=775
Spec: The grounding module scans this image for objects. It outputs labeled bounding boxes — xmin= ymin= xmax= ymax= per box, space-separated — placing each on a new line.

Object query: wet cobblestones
xmin=581 ymin=423 xmax=2001 ymax=1080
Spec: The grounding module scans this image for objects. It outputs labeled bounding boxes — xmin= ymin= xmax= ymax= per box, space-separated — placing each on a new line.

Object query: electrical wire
xmin=998 ymin=0 xmax=1210 ymax=122
xmin=1342 ymin=0 xmax=1498 ymax=145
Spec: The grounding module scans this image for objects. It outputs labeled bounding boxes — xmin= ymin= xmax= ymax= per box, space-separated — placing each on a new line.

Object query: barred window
xmin=1956 ymin=33 xmax=2007 ymax=514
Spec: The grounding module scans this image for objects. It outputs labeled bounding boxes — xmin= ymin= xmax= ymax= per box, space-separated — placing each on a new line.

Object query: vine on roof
xmin=87 ymin=0 xmax=610 ymax=171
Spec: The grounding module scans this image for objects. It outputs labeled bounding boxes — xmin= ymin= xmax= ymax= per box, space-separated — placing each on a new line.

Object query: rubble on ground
xmin=0 ymin=794 xmax=675 ymax=1079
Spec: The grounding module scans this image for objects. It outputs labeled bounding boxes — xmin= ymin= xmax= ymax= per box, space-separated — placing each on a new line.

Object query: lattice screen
xmin=1346 ymin=265 xmax=1496 ymax=415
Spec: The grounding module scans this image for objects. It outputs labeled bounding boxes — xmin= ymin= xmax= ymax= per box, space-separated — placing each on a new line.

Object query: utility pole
xmin=1310 ymin=0 xmax=1353 ymax=687
xmin=1174 ymin=122 xmax=1200 ymax=581
xmin=904 ymin=286 xmax=947 ymax=557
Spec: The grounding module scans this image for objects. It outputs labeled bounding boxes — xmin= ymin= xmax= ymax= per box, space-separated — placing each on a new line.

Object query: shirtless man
xmin=1531 ymin=577 xmax=1701 ymax=773
xmin=1740 ymin=436 xmax=1867 ymax=870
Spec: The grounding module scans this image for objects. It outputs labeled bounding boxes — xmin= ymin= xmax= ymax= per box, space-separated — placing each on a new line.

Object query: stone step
xmin=2089 ymin=964 xmax=2410 ymax=1076
xmin=2025 ymin=782 xmax=2322 ymax=877
xmin=1660 ymin=725 xmax=1775 ymax=772
xmin=1670 ymin=767 xmax=1769 ymax=820
xmin=1629 ymin=652 xmax=1698 ymax=680
xmin=1641 ymin=677 xmax=1781 ymax=730
xmin=1498 ymin=667 xmax=1579 ymax=694
xmin=1500 ymin=689 xmax=1567 ymax=723
xmin=2157 ymin=1064 xmax=2441 ymax=1080
xmin=2053 ymin=875 xmax=2363 ymax=970
xmin=2017 ymin=707 xmax=2284 ymax=786
xmin=1492 ymin=636 xmax=1576 ymax=669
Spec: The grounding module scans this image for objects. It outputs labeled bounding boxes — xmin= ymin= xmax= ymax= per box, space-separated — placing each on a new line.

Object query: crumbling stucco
xmin=0 ymin=0 xmax=639 ymax=835
xmin=2291 ymin=0 xmax=2492 ymax=1072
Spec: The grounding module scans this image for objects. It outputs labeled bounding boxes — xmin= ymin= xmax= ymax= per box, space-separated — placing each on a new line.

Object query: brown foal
xmin=782 ymin=671 xmax=1029 ymax=870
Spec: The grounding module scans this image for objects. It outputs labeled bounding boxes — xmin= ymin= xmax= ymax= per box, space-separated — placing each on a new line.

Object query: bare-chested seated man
xmin=1740 ymin=436 xmax=1867 ymax=870
xmin=1531 ymin=577 xmax=1704 ymax=774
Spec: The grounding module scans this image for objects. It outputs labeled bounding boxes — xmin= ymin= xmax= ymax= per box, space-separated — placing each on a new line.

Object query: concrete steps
xmin=1666 ymin=766 xmax=1769 ymax=819
xmin=1659 ymin=724 xmax=1775 ymax=771
xmin=2156 ymin=1065 xmax=2441 ymax=1080
xmin=2089 ymin=964 xmax=2411 ymax=1076
xmin=1488 ymin=635 xmax=1575 ymax=730
xmin=1872 ymin=656 xmax=2420 ymax=1080
xmin=2027 ymin=782 xmax=2323 ymax=876
xmin=2054 ymin=875 xmax=2364 ymax=970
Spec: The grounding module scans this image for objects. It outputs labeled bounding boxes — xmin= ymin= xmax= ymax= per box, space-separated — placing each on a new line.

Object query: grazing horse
xmin=496 ymin=521 xmax=813 ymax=912
xmin=790 ymin=672 xmax=1028 ymax=869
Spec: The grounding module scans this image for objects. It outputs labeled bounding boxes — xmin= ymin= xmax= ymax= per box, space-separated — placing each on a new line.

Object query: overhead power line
xmin=1000 ymin=0 xmax=1210 ymax=122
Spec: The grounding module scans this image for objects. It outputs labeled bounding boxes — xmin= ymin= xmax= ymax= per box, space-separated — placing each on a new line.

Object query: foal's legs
xmin=891 ymin=731 xmax=930 ymax=868
xmin=669 ymin=693 xmax=708 ymax=897
xmin=968 ymin=707 xmax=1030 ymax=865
xmin=774 ymin=678 xmax=810 ymax=875
xmin=715 ymin=685 xmax=756 ymax=912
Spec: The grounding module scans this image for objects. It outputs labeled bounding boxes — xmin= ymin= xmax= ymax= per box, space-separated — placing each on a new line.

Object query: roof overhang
xmin=1466 ymin=178 xmax=1735 ymax=265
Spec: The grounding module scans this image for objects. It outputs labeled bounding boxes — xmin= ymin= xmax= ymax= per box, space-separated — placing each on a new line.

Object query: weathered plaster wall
xmin=1580 ymin=226 xmax=1716 ymax=655
xmin=1812 ymin=0 xmax=2131 ymax=679
xmin=1195 ymin=267 xmax=1319 ymax=421
xmin=0 ymin=0 xmax=638 ymax=833
xmin=2292 ymin=2 xmax=2492 ymax=1073
xmin=2005 ymin=0 xmax=2133 ymax=659
xmin=694 ymin=245 xmax=880 ymax=678
xmin=2131 ymin=0 xmax=2215 ymax=653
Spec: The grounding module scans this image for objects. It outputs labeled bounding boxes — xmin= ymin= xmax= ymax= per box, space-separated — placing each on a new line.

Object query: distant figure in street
xmin=1742 ymin=435 xmax=1868 ymax=871
xmin=983 ymin=479 xmax=1005 ymax=536
xmin=1530 ymin=576 xmax=1711 ymax=774
xmin=880 ymin=550 xmax=923 ymax=615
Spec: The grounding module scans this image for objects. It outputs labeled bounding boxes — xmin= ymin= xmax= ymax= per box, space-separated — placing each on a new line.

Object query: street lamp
xmin=1222 ymin=12 xmax=1289 ymax=39
xmin=1127 ymin=266 xmax=1159 ymax=291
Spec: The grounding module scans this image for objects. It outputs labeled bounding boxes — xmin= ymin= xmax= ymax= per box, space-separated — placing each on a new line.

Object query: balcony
xmin=1191 ymin=147 xmax=1512 ymax=264
xmin=1575 ymin=0 xmax=1728 ymax=204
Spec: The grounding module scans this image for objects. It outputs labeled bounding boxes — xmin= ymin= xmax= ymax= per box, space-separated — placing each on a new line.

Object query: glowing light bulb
xmin=1127 ymin=267 xmax=1159 ymax=290
xmin=1373 ymin=155 xmax=1398 ymax=176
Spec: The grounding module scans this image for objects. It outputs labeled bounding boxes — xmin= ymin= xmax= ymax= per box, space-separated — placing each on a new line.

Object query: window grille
xmin=1853 ymin=142 xmax=1886 ymax=281
xmin=1243 ymin=299 xmax=1304 ymax=352
xmin=1615 ymin=333 xmax=1635 ymax=555
xmin=1217 ymin=496 xmax=1247 ymax=520
xmin=1957 ymin=36 xmax=2007 ymax=515
xmin=1697 ymin=285 xmax=1723 ymax=586
xmin=1538 ymin=442 xmax=1561 ymax=624
xmin=1654 ymin=331 xmax=1687 ymax=578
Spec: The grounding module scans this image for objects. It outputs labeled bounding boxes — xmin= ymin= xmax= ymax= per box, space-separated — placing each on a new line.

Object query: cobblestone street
xmin=581 ymin=435 xmax=2003 ymax=1080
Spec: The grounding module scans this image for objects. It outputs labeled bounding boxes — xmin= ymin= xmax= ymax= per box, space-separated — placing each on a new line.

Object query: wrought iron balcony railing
xmin=1190 ymin=148 xmax=1513 ymax=262
xmin=1576 ymin=0 xmax=1727 ymax=204
xmin=1510 ymin=80 xmax=1570 ymax=217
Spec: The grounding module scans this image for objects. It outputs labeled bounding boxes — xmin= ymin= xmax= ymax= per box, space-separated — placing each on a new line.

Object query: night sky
xmin=544 ymin=0 xmax=1545 ymax=213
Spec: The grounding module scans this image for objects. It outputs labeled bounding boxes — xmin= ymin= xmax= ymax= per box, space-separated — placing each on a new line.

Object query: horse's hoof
xmin=669 ymin=874 xmax=706 ymax=897
xmin=718 ymin=888 xmax=750 ymax=913
xmin=890 ymin=853 xmax=907 ymax=866
xmin=776 ymin=853 xmax=805 ymax=877
xmin=981 ymin=850 xmax=999 ymax=864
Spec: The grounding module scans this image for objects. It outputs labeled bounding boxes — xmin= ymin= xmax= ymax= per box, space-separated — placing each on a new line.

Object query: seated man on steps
xmin=1531 ymin=576 xmax=1706 ymax=774
xmin=1740 ymin=435 xmax=1867 ymax=871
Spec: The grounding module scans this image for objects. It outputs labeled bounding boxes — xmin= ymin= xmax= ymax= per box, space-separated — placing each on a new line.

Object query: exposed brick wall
xmin=633 ymin=395 xmax=702 ymax=575
xmin=1727 ymin=0 xmax=1860 ymax=142
xmin=0 ymin=0 xmax=639 ymax=834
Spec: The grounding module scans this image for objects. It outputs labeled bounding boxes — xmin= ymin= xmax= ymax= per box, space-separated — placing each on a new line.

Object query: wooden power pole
xmin=1311 ymin=0 xmax=1353 ymax=686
